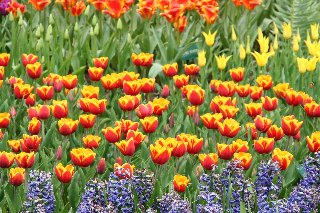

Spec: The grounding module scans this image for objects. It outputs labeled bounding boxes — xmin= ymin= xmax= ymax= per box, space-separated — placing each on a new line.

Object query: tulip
xmin=202 ymin=30 xmax=217 ymax=46
xmin=123 ymin=80 xmax=142 ymax=96
xmin=281 ymin=115 xmax=303 ymax=136
xmin=232 ymin=139 xmax=249 ymax=153
xmin=71 ymin=2 xmax=86 ymax=16
xmin=273 ymin=83 xmax=290 ymax=98
xmin=210 ymin=96 xmax=236 ymax=113
xmin=186 ymin=86 xmax=205 ymax=106
xmin=36 ymin=85 xmax=54 ymax=101
xmin=22 ymin=54 xmax=38 ymax=67
xmin=93 ymin=57 xmax=109 ymax=69
xmin=96 ymin=158 xmax=106 ymax=174
xmin=257 ymin=34 xmax=269 ymax=54
xmin=81 ymin=85 xmax=99 ymax=99
xmin=173 ymin=174 xmax=189 ymax=193
xmin=140 ymin=78 xmax=155 ymax=93
xmin=15 ymin=152 xmax=35 ymax=168
xmin=184 ymin=64 xmax=200 ymax=76
xmin=292 ymin=36 xmax=299 ymax=52
xmin=102 ymin=125 xmax=122 ymax=143
xmin=198 ymin=5 xmax=219 ymax=24
xmin=0 ymin=151 xmax=15 ymax=168
xmin=0 ymin=53 xmax=10 ymax=67
xmin=101 ymin=73 xmax=122 ymax=90
xmin=160 ymin=84 xmax=170 ymax=98
xmin=52 ymin=100 xmax=68 ymax=119
xmin=28 ymin=117 xmax=41 ymax=135
xmin=79 ymin=114 xmax=96 ymax=129
xmin=283 ymin=89 xmax=304 ymax=106
xmin=199 ymin=153 xmax=218 ymax=170
xmin=28 ymin=0 xmax=51 ymax=10
xmin=217 ymin=118 xmax=240 ymax=138
xmin=0 ymin=66 xmax=4 ymax=80
xmin=217 ymin=81 xmax=236 ymax=97
xmin=234 ymin=152 xmax=252 ymax=170
xmin=261 ymin=96 xmax=278 ymax=111
xmin=306 ymin=132 xmax=320 ymax=152
xmin=272 ymin=148 xmax=293 ymax=170
xmin=135 ymin=103 xmax=153 ymax=119
xmin=140 ymin=116 xmax=158 ymax=133
xmin=88 ymin=98 xmax=107 ymax=115
xmin=120 ymin=119 xmax=139 ymax=135
xmin=220 ymin=105 xmax=239 ymax=119
xmin=231 ymin=25 xmax=237 ymax=41
xmin=131 ymin=53 xmax=153 ymax=66
xmin=58 ymin=118 xmax=78 ymax=135
xmin=150 ymin=143 xmax=172 ymax=165
xmin=114 ymin=163 xmax=135 ymax=179
xmin=25 ymin=93 xmax=36 ymax=106
xmin=126 ymin=130 xmax=145 ymax=147
xmin=171 ymin=140 xmax=187 ymax=157
xmin=306 ymin=57 xmax=318 ymax=72
xmin=8 ymin=76 xmax=24 ymax=86
xmin=55 ymin=163 xmax=75 ymax=183
xmin=200 ymin=113 xmax=223 ymax=129
xmin=215 ymin=54 xmax=231 ymax=70
xmin=198 ymin=50 xmax=206 ymax=67
xmin=14 ymin=83 xmax=33 ymax=99
xmin=162 ymin=63 xmax=178 ymax=77
xmin=304 ymin=101 xmax=320 ymax=117
xmin=310 ymin=23 xmax=319 ymax=40
xmin=230 ymin=67 xmax=245 ymax=83
xmin=256 ymin=75 xmax=273 ymax=90
xmin=282 ymin=22 xmax=292 ymax=39
xmin=245 ymin=102 xmax=262 ymax=118
xmin=88 ymin=67 xmax=104 ymax=81
xmin=118 ymin=95 xmax=139 ymax=111
xmin=0 ymin=112 xmax=10 ymax=128
xmin=82 ymin=135 xmax=101 ymax=149
xmin=70 ymin=148 xmax=96 ymax=167
xmin=254 ymin=115 xmax=272 ymax=133
xmin=56 ymin=146 xmax=62 ymax=160
xmin=249 ymin=86 xmax=263 ymax=101
xmin=254 ymin=137 xmax=274 ymax=154
xmin=235 ymin=84 xmax=250 ymax=97
xmin=137 ymin=0 xmax=156 ymax=19
xmin=102 ymin=0 xmax=133 ymax=18
xmin=20 ymin=134 xmax=42 ymax=153
xmin=151 ymin=98 xmax=170 ymax=115
xmin=267 ymin=125 xmax=284 ymax=141
xmin=9 ymin=167 xmax=25 ymax=186
xmin=173 ymin=74 xmax=189 ymax=89
xmin=217 ymin=143 xmax=234 ymax=160
xmin=26 ymin=62 xmax=42 ymax=79
xmin=8 ymin=140 xmax=20 ymax=153
xmin=63 ymin=75 xmax=78 ymax=89
xmin=251 ymin=51 xmax=273 ymax=67
xmin=115 ymin=138 xmax=136 ymax=156
xmin=246 ymin=122 xmax=258 ymax=140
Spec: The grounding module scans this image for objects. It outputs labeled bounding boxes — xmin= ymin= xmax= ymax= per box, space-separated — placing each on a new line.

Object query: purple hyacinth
xmin=77 ymin=179 xmax=111 ymax=213
xmin=22 ymin=170 xmax=55 ymax=213
xmin=0 ymin=0 xmax=10 ymax=16
xmin=107 ymin=172 xmax=134 ymax=213
xmin=158 ymin=192 xmax=191 ymax=213
xmin=132 ymin=169 xmax=154 ymax=207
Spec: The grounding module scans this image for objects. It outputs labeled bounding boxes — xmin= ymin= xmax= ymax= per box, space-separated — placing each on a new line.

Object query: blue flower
xmin=158 ymin=192 xmax=191 ymax=213
xmin=132 ymin=169 xmax=154 ymax=206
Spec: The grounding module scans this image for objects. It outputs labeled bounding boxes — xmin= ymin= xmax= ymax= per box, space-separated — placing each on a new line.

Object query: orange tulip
xmin=234 ymin=152 xmax=252 ymax=170
xmin=243 ymin=0 xmax=261 ymax=10
xmin=36 ymin=85 xmax=54 ymax=101
xmin=20 ymin=134 xmax=42 ymax=153
xmin=82 ymin=135 xmax=101 ymax=149
xmin=115 ymin=138 xmax=136 ymax=156
xmin=118 ymin=95 xmax=140 ymax=111
xmin=58 ymin=118 xmax=78 ymax=135
xmin=131 ymin=53 xmax=154 ymax=66
xmin=78 ymin=98 xmax=91 ymax=113
xmin=186 ymin=85 xmax=205 ymax=106
xmin=140 ymin=78 xmax=155 ymax=93
xmin=88 ymin=98 xmax=107 ymax=115
xmin=200 ymin=113 xmax=223 ymax=129
xmin=70 ymin=148 xmax=96 ymax=167
xmin=229 ymin=67 xmax=244 ymax=82
xmin=25 ymin=93 xmax=36 ymax=107
xmin=114 ymin=162 xmax=135 ymax=179
xmin=120 ymin=71 xmax=140 ymax=82
xmin=9 ymin=167 xmax=25 ymax=186
xmin=88 ymin=67 xmax=104 ymax=81
xmin=8 ymin=140 xmax=20 ymax=153
xmin=267 ymin=125 xmax=284 ymax=141
xmin=210 ymin=96 xmax=236 ymax=113
xmin=102 ymin=125 xmax=122 ymax=143
xmin=232 ymin=139 xmax=249 ymax=153
xmin=186 ymin=106 xmax=198 ymax=117
xmin=272 ymin=148 xmax=293 ymax=170
xmin=256 ymin=75 xmax=273 ymax=90
xmin=120 ymin=119 xmax=139 ymax=135
xmin=281 ymin=115 xmax=303 ymax=136
xmin=151 ymin=98 xmax=170 ymax=115
xmin=28 ymin=117 xmax=41 ymax=135
xmin=254 ymin=115 xmax=272 ymax=132
xmin=22 ymin=53 xmax=38 ymax=67
xmin=254 ymin=137 xmax=274 ymax=154
xmin=14 ymin=83 xmax=33 ymax=99
xmin=6 ymin=1 xmax=26 ymax=17
xmin=63 ymin=75 xmax=78 ymax=89
xmin=55 ymin=163 xmax=75 ymax=183
xmin=162 ymin=63 xmax=178 ymax=77
xmin=217 ymin=81 xmax=236 ymax=97
xmin=52 ymin=100 xmax=68 ymax=119
xmin=140 ymin=116 xmax=158 ymax=133
xmin=0 ymin=151 xmax=15 ymax=168
xmin=217 ymin=118 xmax=240 ymax=138
xmin=245 ymin=102 xmax=262 ymax=118
xmin=126 ymin=129 xmax=145 ymax=147
xmin=184 ymin=64 xmax=200 ymax=76
xmin=93 ymin=57 xmax=109 ymax=69
xmin=217 ymin=143 xmax=234 ymax=160
xmin=0 ymin=53 xmax=10 ymax=67
xmin=261 ymin=96 xmax=278 ymax=111
xmin=0 ymin=112 xmax=10 ymax=128
xmin=173 ymin=74 xmax=189 ymax=88
xmin=135 ymin=103 xmax=153 ymax=119
xmin=176 ymin=133 xmax=203 ymax=154
xmin=283 ymin=89 xmax=304 ymax=106
xmin=102 ymin=0 xmax=133 ymax=18
xmin=173 ymin=174 xmax=189 ymax=193
xmin=249 ymin=86 xmax=263 ymax=101
xmin=173 ymin=15 xmax=187 ymax=33
xmin=199 ymin=153 xmax=218 ymax=170
xmin=26 ymin=62 xmax=42 ymax=79
xmin=306 ymin=131 xmax=320 ymax=152
xmin=273 ymin=83 xmax=290 ymax=98
xmin=150 ymin=143 xmax=172 ymax=165
xmin=304 ymin=101 xmax=320 ymax=117
xmin=123 ymin=80 xmax=142 ymax=96
xmin=28 ymin=0 xmax=51 ymax=10
xmin=198 ymin=4 xmax=219 ymax=24
xmin=235 ymin=84 xmax=250 ymax=97
xmin=81 ymin=85 xmax=99 ymax=99
xmin=15 ymin=152 xmax=35 ymax=168
xmin=137 ymin=0 xmax=156 ymax=19
xmin=101 ymin=73 xmax=122 ymax=90
xmin=79 ymin=114 xmax=96 ymax=129
xmin=71 ymin=1 xmax=86 ymax=16
xmin=219 ymin=105 xmax=239 ymax=119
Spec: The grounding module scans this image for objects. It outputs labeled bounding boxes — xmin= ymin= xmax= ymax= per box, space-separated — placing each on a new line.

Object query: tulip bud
xmin=127 ymin=33 xmax=132 ymax=43
xmin=160 ymin=85 xmax=170 ymax=98
xmin=92 ymin=15 xmax=97 ymax=25
xmin=89 ymin=27 xmax=94 ymax=36
xmin=117 ymin=19 xmax=122 ymax=30
xmin=164 ymin=124 xmax=170 ymax=133
xmin=94 ymin=23 xmax=99 ymax=35
xmin=47 ymin=25 xmax=52 ymax=35
xmin=169 ymin=112 xmax=174 ymax=127
xmin=116 ymin=157 xmax=122 ymax=165
xmin=9 ymin=13 xmax=14 ymax=21
xmin=18 ymin=16 xmax=23 ymax=26
xmin=41 ymin=56 xmax=45 ymax=64
xmin=246 ymin=36 xmax=251 ymax=54
xmin=35 ymin=26 xmax=41 ymax=38
xmin=56 ymin=146 xmax=62 ymax=160
xmin=74 ymin=22 xmax=79 ymax=32
xmin=10 ymin=107 xmax=16 ymax=117
xmin=84 ymin=5 xmax=90 ymax=16
xmin=49 ymin=14 xmax=54 ymax=25
xmin=45 ymin=32 xmax=51 ymax=42
xmin=97 ymin=158 xmax=106 ymax=174
xmin=36 ymin=38 xmax=43 ymax=52
xmin=193 ymin=109 xmax=200 ymax=125
xmin=64 ymin=29 xmax=69 ymax=40
xmin=39 ymin=23 xmax=44 ymax=33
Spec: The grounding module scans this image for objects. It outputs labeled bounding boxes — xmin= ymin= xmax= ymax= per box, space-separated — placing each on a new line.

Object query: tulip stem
xmin=42 ymin=120 xmax=45 ymax=139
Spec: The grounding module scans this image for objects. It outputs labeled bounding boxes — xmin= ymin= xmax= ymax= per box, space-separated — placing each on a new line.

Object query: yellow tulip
xmin=273 ymin=35 xmax=278 ymax=50
xmin=202 ymin=30 xmax=217 ymax=47
xmin=306 ymin=31 xmax=311 ymax=44
xmin=296 ymin=29 xmax=301 ymax=42
xmin=215 ymin=54 xmax=231 ymax=70
xmin=307 ymin=57 xmax=318 ymax=72
xmin=258 ymin=35 xmax=269 ymax=53
xmin=305 ymin=41 xmax=320 ymax=58
xmin=292 ymin=36 xmax=299 ymax=52
xmin=231 ymin=25 xmax=237 ymax=41
xmin=296 ymin=57 xmax=308 ymax=74
xmin=198 ymin=50 xmax=206 ymax=67
xmin=239 ymin=44 xmax=246 ymax=60
xmin=251 ymin=51 xmax=273 ymax=67
xmin=273 ymin=22 xmax=279 ymax=35
xmin=311 ymin=23 xmax=319 ymax=40
xmin=282 ymin=23 xmax=292 ymax=39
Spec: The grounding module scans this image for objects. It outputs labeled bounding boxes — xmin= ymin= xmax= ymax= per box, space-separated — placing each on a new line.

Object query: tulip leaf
xmin=41 ymin=121 xmax=57 ymax=149
xmin=148 ymin=62 xmax=163 ymax=79
xmin=68 ymin=172 xmax=80 ymax=209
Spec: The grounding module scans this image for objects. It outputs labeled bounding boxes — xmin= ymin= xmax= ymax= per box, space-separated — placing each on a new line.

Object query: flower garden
xmin=0 ymin=0 xmax=320 ymax=212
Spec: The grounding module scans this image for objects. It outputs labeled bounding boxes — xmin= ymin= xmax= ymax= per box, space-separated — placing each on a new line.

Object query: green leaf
xmin=68 ymin=172 xmax=80 ymax=209
xmin=148 ymin=62 xmax=163 ymax=78
xmin=41 ymin=121 xmax=57 ymax=149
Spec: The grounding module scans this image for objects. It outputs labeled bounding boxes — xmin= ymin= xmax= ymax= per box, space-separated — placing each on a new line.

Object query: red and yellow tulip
xmin=82 ymin=135 xmax=101 ymax=149
xmin=55 ymin=163 xmax=75 ymax=183
xmin=15 ymin=152 xmax=35 ymax=168
xmin=70 ymin=148 xmax=96 ymax=167
xmin=131 ymin=53 xmax=154 ymax=66
xmin=173 ymin=174 xmax=189 ymax=193
xmin=199 ymin=153 xmax=218 ymax=170
xmin=272 ymin=148 xmax=293 ymax=170
xmin=115 ymin=138 xmax=136 ymax=156
xmin=9 ymin=167 xmax=25 ymax=186
xmin=0 ymin=151 xmax=15 ymax=168
xmin=217 ymin=118 xmax=240 ymax=138
xmin=58 ymin=118 xmax=78 ymax=135
xmin=217 ymin=143 xmax=234 ymax=160
xmin=281 ymin=115 xmax=303 ymax=136
xmin=254 ymin=137 xmax=274 ymax=154
xmin=306 ymin=132 xmax=320 ymax=152
xmin=234 ymin=152 xmax=252 ymax=170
